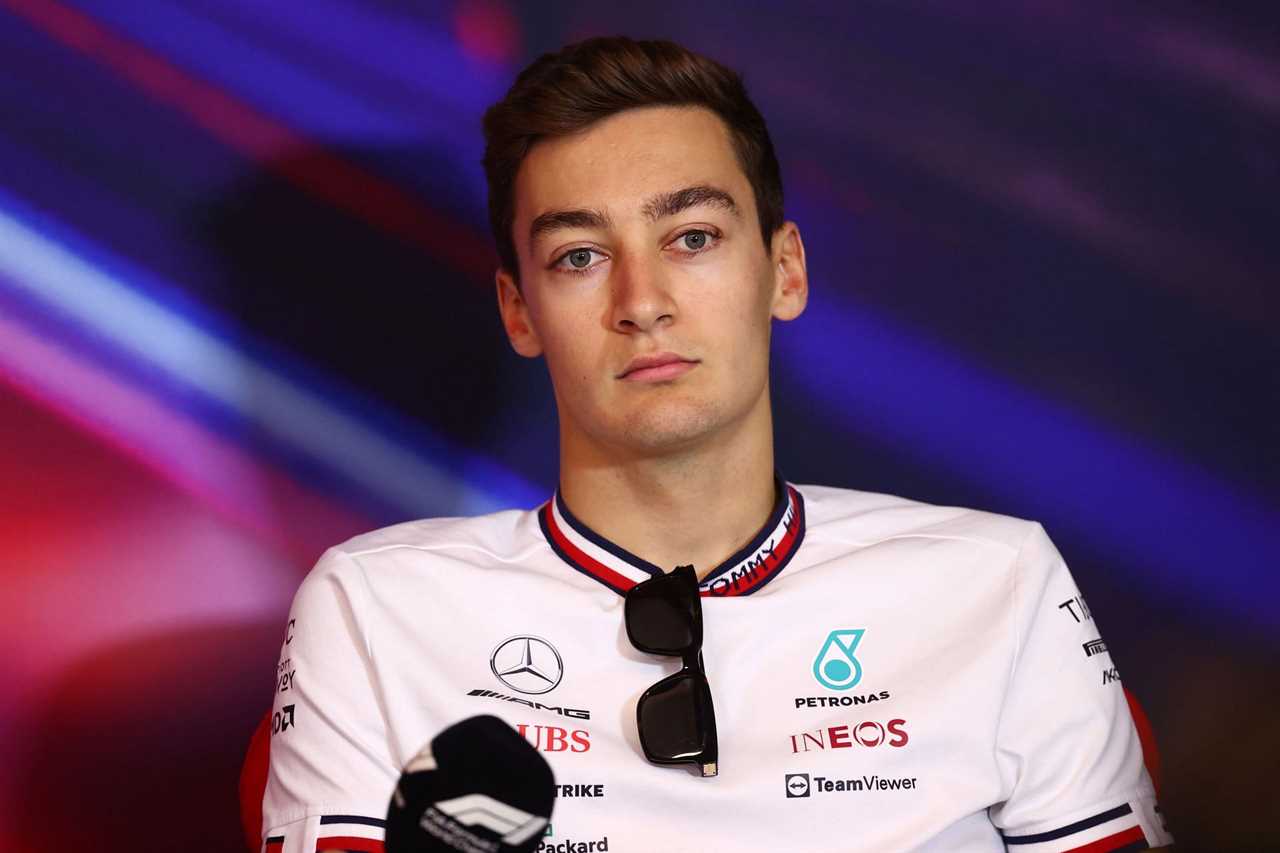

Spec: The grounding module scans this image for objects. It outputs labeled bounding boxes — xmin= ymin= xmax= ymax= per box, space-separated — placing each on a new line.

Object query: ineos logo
xmin=490 ymin=636 xmax=564 ymax=695
xmin=789 ymin=719 xmax=909 ymax=754
xmin=854 ymin=721 xmax=886 ymax=746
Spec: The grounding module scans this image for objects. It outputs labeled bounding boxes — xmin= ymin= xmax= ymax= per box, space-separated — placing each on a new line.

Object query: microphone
xmin=386 ymin=715 xmax=556 ymax=853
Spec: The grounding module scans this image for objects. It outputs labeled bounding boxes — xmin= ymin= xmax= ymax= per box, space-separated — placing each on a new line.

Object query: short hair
xmin=482 ymin=36 xmax=785 ymax=277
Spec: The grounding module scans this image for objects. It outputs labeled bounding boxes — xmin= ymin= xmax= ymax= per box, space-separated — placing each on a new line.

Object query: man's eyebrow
xmin=642 ymin=185 xmax=739 ymax=222
xmin=529 ymin=208 xmax=614 ymax=243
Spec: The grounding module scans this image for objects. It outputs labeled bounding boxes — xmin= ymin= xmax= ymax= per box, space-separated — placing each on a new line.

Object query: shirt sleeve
xmin=988 ymin=525 xmax=1174 ymax=852
xmin=261 ymin=548 xmax=397 ymax=853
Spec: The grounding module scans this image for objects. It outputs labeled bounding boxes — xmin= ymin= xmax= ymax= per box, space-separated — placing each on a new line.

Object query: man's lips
xmin=617 ymin=352 xmax=700 ymax=382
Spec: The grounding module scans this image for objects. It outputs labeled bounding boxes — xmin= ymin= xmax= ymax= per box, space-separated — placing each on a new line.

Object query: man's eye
xmin=555 ymin=248 xmax=602 ymax=272
xmin=679 ymin=230 xmax=711 ymax=251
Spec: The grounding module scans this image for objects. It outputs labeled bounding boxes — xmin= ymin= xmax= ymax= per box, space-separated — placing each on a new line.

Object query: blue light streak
xmin=776 ymin=289 xmax=1279 ymax=630
xmin=0 ymin=192 xmax=540 ymax=517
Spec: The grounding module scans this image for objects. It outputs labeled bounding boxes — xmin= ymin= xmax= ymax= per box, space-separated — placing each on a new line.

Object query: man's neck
xmin=557 ymin=409 xmax=778 ymax=580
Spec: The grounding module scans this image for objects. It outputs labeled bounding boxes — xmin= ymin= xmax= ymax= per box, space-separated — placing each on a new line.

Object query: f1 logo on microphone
xmin=785 ymin=773 xmax=811 ymax=798
xmin=433 ymin=794 xmax=548 ymax=845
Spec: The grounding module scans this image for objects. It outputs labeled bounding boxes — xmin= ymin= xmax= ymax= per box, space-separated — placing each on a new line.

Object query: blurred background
xmin=0 ymin=1 xmax=1276 ymax=850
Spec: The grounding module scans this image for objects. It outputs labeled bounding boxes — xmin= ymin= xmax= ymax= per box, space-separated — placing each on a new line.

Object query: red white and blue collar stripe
xmin=539 ymin=482 xmax=805 ymax=597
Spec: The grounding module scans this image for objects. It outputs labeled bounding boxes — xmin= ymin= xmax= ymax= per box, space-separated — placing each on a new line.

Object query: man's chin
xmin=611 ymin=404 xmax=727 ymax=455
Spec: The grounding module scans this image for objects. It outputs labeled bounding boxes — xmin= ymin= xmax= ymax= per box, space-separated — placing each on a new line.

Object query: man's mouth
xmin=617 ymin=352 xmax=700 ymax=383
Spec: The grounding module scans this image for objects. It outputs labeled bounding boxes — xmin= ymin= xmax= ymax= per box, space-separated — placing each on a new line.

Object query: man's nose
xmin=609 ymin=252 xmax=676 ymax=333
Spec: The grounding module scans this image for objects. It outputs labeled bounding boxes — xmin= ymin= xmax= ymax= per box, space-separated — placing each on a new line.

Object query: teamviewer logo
xmin=785 ymin=773 xmax=811 ymax=798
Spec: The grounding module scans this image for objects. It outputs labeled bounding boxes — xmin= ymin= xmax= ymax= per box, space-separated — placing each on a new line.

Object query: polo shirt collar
xmin=539 ymin=479 xmax=806 ymax=597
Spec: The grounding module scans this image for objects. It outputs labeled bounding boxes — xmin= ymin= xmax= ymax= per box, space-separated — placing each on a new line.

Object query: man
xmin=263 ymin=37 xmax=1172 ymax=852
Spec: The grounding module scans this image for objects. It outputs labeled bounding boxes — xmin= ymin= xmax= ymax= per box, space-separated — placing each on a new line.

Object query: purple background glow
xmin=0 ymin=1 xmax=1275 ymax=849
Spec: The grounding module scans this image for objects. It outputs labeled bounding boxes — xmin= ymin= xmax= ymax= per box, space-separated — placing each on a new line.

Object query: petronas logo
xmin=812 ymin=629 xmax=865 ymax=690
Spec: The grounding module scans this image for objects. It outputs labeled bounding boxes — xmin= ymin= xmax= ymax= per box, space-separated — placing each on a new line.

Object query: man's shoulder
xmin=339 ymin=506 xmax=536 ymax=555
xmin=794 ymin=481 xmax=1041 ymax=556
xmin=303 ymin=505 xmax=544 ymax=585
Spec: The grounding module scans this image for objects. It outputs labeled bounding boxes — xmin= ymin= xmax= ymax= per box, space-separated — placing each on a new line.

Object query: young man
xmin=263 ymin=37 xmax=1172 ymax=852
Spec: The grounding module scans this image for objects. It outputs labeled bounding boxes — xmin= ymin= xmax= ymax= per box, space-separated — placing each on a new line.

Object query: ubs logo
xmin=491 ymin=636 xmax=564 ymax=695
xmin=517 ymin=723 xmax=590 ymax=753
xmin=785 ymin=773 xmax=811 ymax=798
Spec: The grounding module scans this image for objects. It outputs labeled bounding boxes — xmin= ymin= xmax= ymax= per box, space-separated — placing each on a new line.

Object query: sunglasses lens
xmin=637 ymin=670 xmax=717 ymax=763
xmin=625 ymin=570 xmax=700 ymax=654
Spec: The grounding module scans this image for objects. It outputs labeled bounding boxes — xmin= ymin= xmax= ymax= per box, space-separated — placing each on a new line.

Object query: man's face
xmin=497 ymin=105 xmax=807 ymax=457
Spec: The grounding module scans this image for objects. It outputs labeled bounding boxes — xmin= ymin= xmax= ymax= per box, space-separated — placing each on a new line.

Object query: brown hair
xmin=482 ymin=36 xmax=785 ymax=277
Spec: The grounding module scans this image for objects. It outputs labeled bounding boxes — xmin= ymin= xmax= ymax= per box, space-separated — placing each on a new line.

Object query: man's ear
xmin=496 ymin=268 xmax=543 ymax=358
xmin=770 ymin=222 xmax=808 ymax=322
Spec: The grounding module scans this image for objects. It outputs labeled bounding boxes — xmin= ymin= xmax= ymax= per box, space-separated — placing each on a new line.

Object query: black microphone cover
xmin=386 ymin=715 xmax=556 ymax=853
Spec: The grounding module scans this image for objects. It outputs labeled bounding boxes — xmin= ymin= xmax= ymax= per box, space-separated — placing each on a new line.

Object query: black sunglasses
xmin=623 ymin=564 xmax=718 ymax=777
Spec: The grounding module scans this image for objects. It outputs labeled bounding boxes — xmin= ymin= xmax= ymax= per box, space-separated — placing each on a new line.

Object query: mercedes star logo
xmin=490 ymin=635 xmax=564 ymax=695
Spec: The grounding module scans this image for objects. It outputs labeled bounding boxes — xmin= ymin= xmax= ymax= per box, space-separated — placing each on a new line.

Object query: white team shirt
xmin=262 ymin=482 xmax=1172 ymax=853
